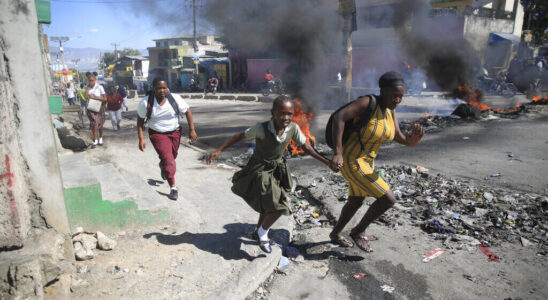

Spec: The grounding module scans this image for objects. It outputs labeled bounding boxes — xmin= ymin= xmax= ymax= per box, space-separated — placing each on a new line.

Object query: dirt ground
xmin=58 ymin=95 xmax=547 ymax=299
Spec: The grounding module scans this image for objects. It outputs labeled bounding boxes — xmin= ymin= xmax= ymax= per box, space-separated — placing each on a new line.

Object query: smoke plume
xmin=202 ymin=0 xmax=343 ymax=104
xmin=391 ymin=0 xmax=480 ymax=91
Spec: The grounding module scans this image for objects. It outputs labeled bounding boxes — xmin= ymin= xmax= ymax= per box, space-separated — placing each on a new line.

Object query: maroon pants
xmin=149 ymin=128 xmax=181 ymax=186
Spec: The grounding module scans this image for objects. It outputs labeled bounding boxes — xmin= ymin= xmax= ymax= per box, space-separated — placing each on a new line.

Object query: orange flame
xmin=457 ymin=84 xmax=491 ymax=111
xmin=287 ymin=99 xmax=316 ymax=156
xmin=533 ymin=95 xmax=548 ymax=103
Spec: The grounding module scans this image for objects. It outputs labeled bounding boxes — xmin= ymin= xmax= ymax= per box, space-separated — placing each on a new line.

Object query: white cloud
xmin=88 ymin=28 xmax=99 ymax=33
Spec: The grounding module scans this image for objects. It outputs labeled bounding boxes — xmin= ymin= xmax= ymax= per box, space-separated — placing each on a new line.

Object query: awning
xmin=488 ymin=32 xmax=520 ymax=45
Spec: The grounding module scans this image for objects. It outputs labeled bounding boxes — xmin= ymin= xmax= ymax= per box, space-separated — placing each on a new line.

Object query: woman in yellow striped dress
xmin=329 ymin=71 xmax=424 ymax=252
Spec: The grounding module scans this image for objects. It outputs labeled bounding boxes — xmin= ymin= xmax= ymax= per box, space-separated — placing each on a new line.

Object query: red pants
xmin=149 ymin=129 xmax=181 ymax=186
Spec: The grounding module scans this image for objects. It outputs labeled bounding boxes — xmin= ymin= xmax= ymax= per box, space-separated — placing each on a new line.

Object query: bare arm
xmin=206 ymin=132 xmax=246 ymax=164
xmin=302 ymin=143 xmax=339 ymax=171
xmin=331 ymin=96 xmax=371 ymax=169
xmin=392 ymin=110 xmax=424 ymax=147
xmin=137 ymin=117 xmax=146 ymax=151
xmin=185 ymin=109 xmax=198 ymax=142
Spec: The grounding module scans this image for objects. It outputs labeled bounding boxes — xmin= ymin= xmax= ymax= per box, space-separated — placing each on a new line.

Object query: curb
xmin=205 ymin=216 xmax=294 ymax=300
xmin=181 ymin=144 xmax=295 ymax=300
xmin=178 ymin=93 xmax=274 ymax=102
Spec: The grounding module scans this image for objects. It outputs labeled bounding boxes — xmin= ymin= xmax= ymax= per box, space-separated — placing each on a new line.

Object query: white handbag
xmin=87 ymin=99 xmax=102 ymax=112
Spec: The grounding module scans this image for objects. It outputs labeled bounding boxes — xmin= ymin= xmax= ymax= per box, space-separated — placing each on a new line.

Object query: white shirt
xmin=137 ymin=94 xmax=189 ymax=132
xmin=244 ymin=120 xmax=306 ymax=146
xmin=66 ymin=86 xmax=75 ymax=98
xmin=87 ymin=83 xmax=105 ymax=99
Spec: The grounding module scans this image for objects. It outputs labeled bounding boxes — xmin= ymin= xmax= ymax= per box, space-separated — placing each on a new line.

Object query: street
xmin=57 ymin=93 xmax=547 ymax=299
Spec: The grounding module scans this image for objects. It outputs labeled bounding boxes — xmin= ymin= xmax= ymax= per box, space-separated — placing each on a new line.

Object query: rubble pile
xmin=375 ymin=166 xmax=547 ymax=247
xmin=400 ymin=115 xmax=465 ymax=134
xmin=292 ymin=165 xmax=547 ymax=251
xmin=71 ymin=227 xmax=117 ymax=261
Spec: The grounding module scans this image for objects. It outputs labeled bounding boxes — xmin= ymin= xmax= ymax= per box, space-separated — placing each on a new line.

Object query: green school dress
xmin=231 ymin=121 xmax=303 ymax=215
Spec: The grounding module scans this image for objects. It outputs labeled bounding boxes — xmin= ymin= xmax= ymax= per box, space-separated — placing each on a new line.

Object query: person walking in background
xmin=66 ymin=82 xmax=76 ymax=105
xmin=117 ymin=85 xmax=129 ymax=112
xmin=136 ymin=77 xmax=198 ymax=200
xmin=77 ymin=83 xmax=87 ymax=113
xmin=85 ymin=72 xmax=107 ymax=148
xmin=206 ymin=96 xmax=337 ymax=253
xmin=106 ymin=85 xmax=124 ymax=131
xmin=329 ymin=71 xmax=424 ymax=252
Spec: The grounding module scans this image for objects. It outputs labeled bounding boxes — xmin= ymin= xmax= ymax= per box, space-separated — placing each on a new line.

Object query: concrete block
xmin=237 ymin=96 xmax=258 ymax=102
xmin=90 ymin=164 xmax=136 ymax=203
xmin=6 ymin=257 xmax=44 ymax=298
xmin=219 ymin=95 xmax=236 ymax=100
xmin=58 ymin=154 xmax=99 ymax=189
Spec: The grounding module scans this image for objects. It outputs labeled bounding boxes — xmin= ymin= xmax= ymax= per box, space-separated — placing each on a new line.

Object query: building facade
xmin=147 ymin=34 xmax=227 ymax=90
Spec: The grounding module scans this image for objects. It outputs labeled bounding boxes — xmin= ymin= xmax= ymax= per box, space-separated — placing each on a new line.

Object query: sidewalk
xmin=66 ymin=128 xmax=293 ymax=299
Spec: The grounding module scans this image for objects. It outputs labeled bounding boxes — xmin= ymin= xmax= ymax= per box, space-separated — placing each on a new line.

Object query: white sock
xmin=258 ymin=226 xmax=269 ymax=242
xmin=170 ymin=187 xmax=177 ymax=191
xmin=99 ymin=137 xmax=103 ymax=144
xmin=93 ymin=140 xmax=98 ymax=145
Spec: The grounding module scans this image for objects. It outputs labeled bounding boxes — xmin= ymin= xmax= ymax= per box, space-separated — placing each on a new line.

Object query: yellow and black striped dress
xmin=340 ymin=106 xmax=395 ymax=198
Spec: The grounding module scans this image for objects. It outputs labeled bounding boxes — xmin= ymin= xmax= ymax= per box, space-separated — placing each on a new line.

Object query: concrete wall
xmin=464 ymin=15 xmax=514 ymax=60
xmin=0 ymin=0 xmax=70 ymax=249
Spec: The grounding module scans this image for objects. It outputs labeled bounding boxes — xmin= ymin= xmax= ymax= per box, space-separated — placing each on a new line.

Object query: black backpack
xmin=145 ymin=92 xmax=183 ymax=132
xmin=325 ymin=95 xmax=378 ymax=149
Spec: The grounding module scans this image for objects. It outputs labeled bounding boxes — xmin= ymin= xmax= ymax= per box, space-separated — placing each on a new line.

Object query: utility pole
xmin=50 ymin=36 xmax=69 ymax=82
xmin=345 ymin=21 xmax=353 ymax=103
xmin=338 ymin=0 xmax=356 ymax=102
xmin=185 ymin=0 xmax=201 ymax=53
xmin=111 ymin=43 xmax=120 ymax=59
xmin=72 ymin=58 xmax=80 ymax=85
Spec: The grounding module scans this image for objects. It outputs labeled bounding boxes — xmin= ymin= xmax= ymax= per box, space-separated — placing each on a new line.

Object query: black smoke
xmin=202 ymin=0 xmax=343 ymax=103
xmin=391 ymin=0 xmax=480 ymax=91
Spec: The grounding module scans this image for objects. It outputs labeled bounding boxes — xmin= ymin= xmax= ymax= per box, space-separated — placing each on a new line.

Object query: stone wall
xmin=464 ymin=15 xmax=515 ymax=61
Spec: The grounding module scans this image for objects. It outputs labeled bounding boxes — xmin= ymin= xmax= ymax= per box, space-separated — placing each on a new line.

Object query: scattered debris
xmin=520 ymin=237 xmax=532 ymax=247
xmin=72 ymin=229 xmax=118 ymax=261
xmin=416 ymin=165 xmax=429 ymax=173
xmin=299 ymin=165 xmax=548 ymax=249
xmin=96 ymin=231 xmax=117 ymax=250
xmin=423 ymin=248 xmax=446 ymax=262
xmin=73 ymin=241 xmax=94 ymax=261
xmin=478 ymin=242 xmax=500 ymax=262
xmin=352 ymin=272 xmax=367 ymax=279
xmin=380 ymin=285 xmax=395 ymax=293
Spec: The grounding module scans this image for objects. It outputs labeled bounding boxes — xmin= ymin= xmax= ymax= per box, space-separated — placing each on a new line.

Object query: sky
xmin=43 ymin=0 xmax=202 ymax=51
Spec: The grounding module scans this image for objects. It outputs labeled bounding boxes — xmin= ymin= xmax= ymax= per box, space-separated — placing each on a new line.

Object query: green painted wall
xmin=64 ymin=184 xmax=169 ymax=233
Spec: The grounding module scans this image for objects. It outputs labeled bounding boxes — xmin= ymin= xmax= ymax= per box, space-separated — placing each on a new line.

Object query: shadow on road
xmin=143 ymin=223 xmax=289 ymax=261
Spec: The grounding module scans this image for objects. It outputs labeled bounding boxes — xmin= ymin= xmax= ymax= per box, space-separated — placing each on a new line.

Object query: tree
xmin=100 ymin=48 xmax=143 ymax=71
xmin=521 ymin=0 xmax=548 ymax=45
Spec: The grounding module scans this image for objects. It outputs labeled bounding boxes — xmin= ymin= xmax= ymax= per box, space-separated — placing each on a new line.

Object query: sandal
xmin=329 ymin=234 xmax=354 ymax=248
xmin=350 ymin=234 xmax=374 ymax=252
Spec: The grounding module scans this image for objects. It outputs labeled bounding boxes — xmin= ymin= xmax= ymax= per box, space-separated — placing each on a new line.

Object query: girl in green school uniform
xmin=207 ymin=95 xmax=337 ymax=253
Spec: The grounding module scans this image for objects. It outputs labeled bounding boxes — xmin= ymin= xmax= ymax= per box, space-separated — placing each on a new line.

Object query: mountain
xmin=49 ymin=47 xmax=148 ymax=71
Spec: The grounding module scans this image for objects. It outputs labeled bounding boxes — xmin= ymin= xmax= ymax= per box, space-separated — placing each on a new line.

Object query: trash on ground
xmin=478 ymin=242 xmax=500 ymax=262
xmin=423 ymin=248 xmax=446 ymax=262
xmin=352 ymin=272 xmax=367 ymax=279
xmin=380 ymin=285 xmax=395 ymax=293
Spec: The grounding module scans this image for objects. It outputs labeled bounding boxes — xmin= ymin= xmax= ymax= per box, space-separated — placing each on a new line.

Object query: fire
xmin=532 ymin=95 xmax=548 ymax=104
xmin=286 ymin=99 xmax=316 ymax=156
xmin=457 ymin=84 xmax=491 ymax=111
